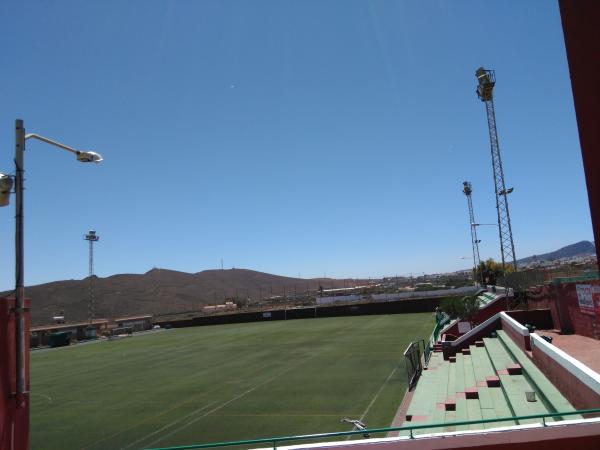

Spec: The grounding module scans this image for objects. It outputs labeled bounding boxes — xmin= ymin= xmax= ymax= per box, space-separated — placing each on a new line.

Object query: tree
xmin=475 ymin=258 xmax=512 ymax=286
xmin=439 ymin=295 xmax=481 ymax=326
xmin=460 ymin=295 xmax=481 ymax=326
xmin=439 ymin=297 xmax=463 ymax=319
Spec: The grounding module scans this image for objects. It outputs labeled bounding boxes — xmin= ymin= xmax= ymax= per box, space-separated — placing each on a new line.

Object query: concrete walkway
xmin=537 ymin=330 xmax=600 ymax=374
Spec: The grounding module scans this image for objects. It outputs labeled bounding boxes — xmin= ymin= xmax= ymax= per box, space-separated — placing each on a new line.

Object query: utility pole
xmin=84 ymin=230 xmax=100 ymax=324
xmin=462 ymin=182 xmax=482 ymax=285
xmin=475 ymin=67 xmax=518 ymax=273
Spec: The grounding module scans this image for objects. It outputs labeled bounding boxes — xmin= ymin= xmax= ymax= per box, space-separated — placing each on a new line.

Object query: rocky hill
xmin=518 ymin=240 xmax=596 ymax=265
xmin=6 ymin=268 xmax=358 ymax=325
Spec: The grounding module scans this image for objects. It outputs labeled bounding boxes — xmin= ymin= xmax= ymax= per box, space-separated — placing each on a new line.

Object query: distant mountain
xmin=518 ymin=240 xmax=596 ymax=265
xmin=2 ymin=268 xmax=362 ymax=326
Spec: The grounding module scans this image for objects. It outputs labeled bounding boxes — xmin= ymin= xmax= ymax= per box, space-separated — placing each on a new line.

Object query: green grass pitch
xmin=31 ymin=313 xmax=433 ymax=449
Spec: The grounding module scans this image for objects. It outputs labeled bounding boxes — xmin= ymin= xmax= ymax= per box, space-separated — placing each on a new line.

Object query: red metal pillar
xmin=559 ymin=0 xmax=600 ymax=269
xmin=0 ymin=297 xmax=30 ymax=450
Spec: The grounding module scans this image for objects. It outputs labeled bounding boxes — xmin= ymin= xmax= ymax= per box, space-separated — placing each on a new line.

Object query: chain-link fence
xmin=499 ymin=267 xmax=598 ymax=291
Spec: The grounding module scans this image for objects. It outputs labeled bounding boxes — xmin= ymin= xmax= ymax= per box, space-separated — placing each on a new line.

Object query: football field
xmin=31 ymin=313 xmax=433 ymax=449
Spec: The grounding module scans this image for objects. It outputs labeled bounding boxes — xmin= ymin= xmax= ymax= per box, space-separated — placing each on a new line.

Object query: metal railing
xmin=423 ymin=312 xmax=451 ymax=365
xmin=432 ymin=313 xmax=451 ymax=343
xmin=146 ymin=408 xmax=600 ymax=450
xmin=403 ymin=341 xmax=422 ymax=389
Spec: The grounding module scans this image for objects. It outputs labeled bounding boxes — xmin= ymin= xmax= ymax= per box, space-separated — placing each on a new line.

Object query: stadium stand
xmin=404 ymin=317 xmax=581 ymax=435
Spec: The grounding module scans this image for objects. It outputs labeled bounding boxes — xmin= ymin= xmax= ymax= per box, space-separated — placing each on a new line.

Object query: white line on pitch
xmin=144 ymin=352 xmax=322 ymax=448
xmin=345 ymin=365 xmax=398 ymax=440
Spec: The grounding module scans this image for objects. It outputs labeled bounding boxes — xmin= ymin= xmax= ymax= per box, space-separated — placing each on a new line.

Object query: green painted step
xmin=496 ymin=330 xmax=581 ymax=420
xmin=454 ymin=353 xmax=465 ymax=396
xmin=481 ymin=407 xmax=516 ymax=429
xmin=483 ymin=337 xmax=514 ymax=369
xmin=484 ymin=336 xmax=546 ymax=424
xmin=447 ymin=360 xmax=456 ymax=400
xmin=435 ymin=362 xmax=450 ymax=403
xmin=477 ymin=386 xmax=494 ymax=409
xmin=429 ymin=407 xmax=447 ymax=434
xmin=463 ymin=355 xmax=476 ymax=388
xmin=467 ymin=398 xmax=483 ymax=430
xmin=486 ymin=387 xmax=517 ymax=428
xmin=500 ymin=373 xmax=548 ymax=424
xmin=412 ymin=407 xmax=446 ymax=436
xmin=454 ymin=397 xmax=469 ymax=431
xmin=443 ymin=411 xmax=457 ymax=433
xmin=470 ymin=345 xmax=497 ymax=381
xmin=407 ymin=354 xmax=450 ymax=420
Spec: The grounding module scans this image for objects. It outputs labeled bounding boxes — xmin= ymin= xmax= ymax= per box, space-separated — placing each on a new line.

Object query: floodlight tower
xmin=462 ymin=182 xmax=482 ymax=284
xmin=475 ymin=67 xmax=518 ymax=273
xmin=84 ymin=230 xmax=100 ymax=323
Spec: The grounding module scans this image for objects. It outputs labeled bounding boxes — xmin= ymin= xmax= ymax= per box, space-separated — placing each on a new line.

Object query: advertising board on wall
xmin=576 ymin=284 xmax=595 ymax=315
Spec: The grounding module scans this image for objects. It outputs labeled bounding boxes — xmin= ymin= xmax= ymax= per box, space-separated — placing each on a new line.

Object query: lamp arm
xmin=24 ymin=133 xmax=80 ymax=155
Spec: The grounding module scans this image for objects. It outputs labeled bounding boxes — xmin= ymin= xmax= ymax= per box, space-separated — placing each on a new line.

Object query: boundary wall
xmin=157 ymin=296 xmax=448 ymax=328
xmin=530 ymin=333 xmax=600 ymax=410
xmin=528 ymin=280 xmax=600 ymax=339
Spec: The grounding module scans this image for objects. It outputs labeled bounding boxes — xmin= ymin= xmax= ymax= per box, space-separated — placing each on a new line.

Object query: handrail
xmin=145 ymin=408 xmax=600 ymax=450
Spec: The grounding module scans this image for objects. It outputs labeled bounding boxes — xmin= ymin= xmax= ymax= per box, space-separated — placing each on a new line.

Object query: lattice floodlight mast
xmin=84 ymin=230 xmax=99 ymax=323
xmin=475 ymin=67 xmax=518 ymax=273
xmin=462 ymin=182 xmax=482 ymax=283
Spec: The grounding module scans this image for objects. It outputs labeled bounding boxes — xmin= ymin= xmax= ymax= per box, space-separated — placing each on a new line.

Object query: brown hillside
xmin=9 ymin=268 xmax=362 ymax=325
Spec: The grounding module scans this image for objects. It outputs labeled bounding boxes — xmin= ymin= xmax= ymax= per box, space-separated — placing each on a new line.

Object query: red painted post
xmin=0 ymin=297 xmax=30 ymax=450
xmin=559 ymin=0 xmax=600 ymax=270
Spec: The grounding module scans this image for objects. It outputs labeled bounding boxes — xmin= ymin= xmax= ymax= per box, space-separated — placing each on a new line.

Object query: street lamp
xmin=0 ymin=173 xmax=13 ymax=207
xmin=7 ymin=119 xmax=103 ymax=414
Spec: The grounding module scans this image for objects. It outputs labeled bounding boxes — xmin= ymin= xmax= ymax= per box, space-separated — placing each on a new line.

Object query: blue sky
xmin=0 ymin=0 xmax=592 ymax=289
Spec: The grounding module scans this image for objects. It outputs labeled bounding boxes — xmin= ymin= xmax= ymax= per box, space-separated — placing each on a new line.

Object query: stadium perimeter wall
xmin=156 ymin=296 xmax=446 ymax=329
xmin=528 ymin=280 xmax=600 ymax=339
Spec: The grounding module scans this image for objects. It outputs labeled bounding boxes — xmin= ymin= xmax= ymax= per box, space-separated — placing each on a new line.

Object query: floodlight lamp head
xmin=76 ymin=151 xmax=103 ymax=163
xmin=475 ymin=67 xmax=487 ymax=80
xmin=462 ymin=181 xmax=472 ymax=195
xmin=0 ymin=173 xmax=13 ymax=207
xmin=85 ymin=229 xmax=100 ymax=241
xmin=475 ymin=67 xmax=495 ymax=101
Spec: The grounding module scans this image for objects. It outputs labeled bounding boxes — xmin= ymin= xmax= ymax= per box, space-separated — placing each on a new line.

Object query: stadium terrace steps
xmin=496 ymin=330 xmax=582 ymax=420
xmin=406 ymin=345 xmax=515 ymax=435
xmin=477 ymin=292 xmax=500 ymax=308
xmin=404 ymin=332 xmax=581 ymax=435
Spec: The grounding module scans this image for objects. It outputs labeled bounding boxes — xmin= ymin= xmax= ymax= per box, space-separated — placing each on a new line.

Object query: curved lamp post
xmin=12 ymin=119 xmax=103 ymax=411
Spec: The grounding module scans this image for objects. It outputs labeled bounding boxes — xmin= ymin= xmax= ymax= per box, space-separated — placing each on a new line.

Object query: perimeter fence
xmin=402 ymin=341 xmax=422 ymax=390
xmin=146 ymin=408 xmax=600 ymax=450
xmin=499 ymin=267 xmax=598 ymax=291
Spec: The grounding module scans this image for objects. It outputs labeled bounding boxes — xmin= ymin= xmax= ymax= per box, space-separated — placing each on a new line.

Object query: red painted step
xmin=507 ymin=363 xmax=522 ymax=375
xmin=465 ymin=387 xmax=479 ymax=399
xmin=444 ymin=398 xmax=456 ymax=411
xmin=486 ymin=376 xmax=501 ymax=387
